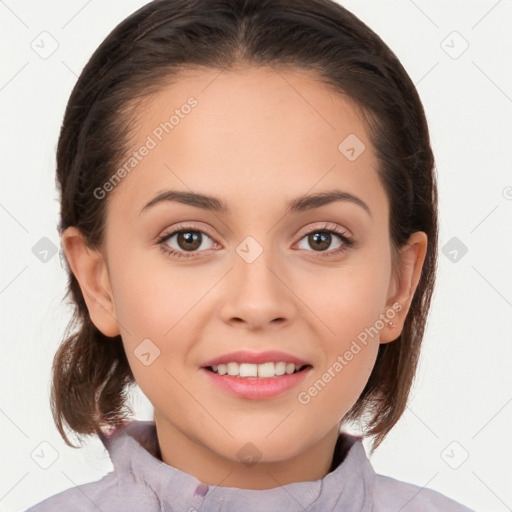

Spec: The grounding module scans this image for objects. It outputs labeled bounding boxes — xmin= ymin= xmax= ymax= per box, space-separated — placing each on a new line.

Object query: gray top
xmin=25 ymin=420 xmax=474 ymax=511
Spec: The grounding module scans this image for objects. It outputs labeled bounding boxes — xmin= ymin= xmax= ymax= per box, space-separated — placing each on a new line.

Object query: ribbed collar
xmin=101 ymin=420 xmax=375 ymax=511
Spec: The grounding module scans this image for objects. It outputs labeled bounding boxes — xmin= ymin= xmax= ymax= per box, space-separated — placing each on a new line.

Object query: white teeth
xmin=227 ymin=362 xmax=239 ymax=376
xmin=209 ymin=361 xmax=305 ymax=378
xmin=285 ymin=363 xmax=295 ymax=375
xmin=275 ymin=362 xmax=286 ymax=376
xmin=258 ymin=362 xmax=275 ymax=378
xmin=239 ymin=363 xmax=258 ymax=377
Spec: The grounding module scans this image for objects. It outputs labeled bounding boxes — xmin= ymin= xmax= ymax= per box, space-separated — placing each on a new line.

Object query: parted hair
xmin=53 ymin=0 xmax=437 ymax=449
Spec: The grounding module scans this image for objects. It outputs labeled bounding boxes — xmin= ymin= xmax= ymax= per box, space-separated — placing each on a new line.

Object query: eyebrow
xmin=139 ymin=189 xmax=372 ymax=217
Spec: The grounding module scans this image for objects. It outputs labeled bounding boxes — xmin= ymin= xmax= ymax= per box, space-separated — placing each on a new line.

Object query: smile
xmin=200 ymin=350 xmax=313 ymax=399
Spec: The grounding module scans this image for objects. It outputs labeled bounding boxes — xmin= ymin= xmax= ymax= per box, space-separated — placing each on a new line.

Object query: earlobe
xmin=61 ymin=227 xmax=121 ymax=338
xmin=380 ymin=231 xmax=428 ymax=344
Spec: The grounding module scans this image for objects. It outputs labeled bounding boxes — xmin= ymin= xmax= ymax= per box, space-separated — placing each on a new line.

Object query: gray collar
xmin=103 ymin=420 xmax=375 ymax=511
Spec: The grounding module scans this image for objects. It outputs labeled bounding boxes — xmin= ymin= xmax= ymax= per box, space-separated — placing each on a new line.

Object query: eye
xmin=156 ymin=225 xmax=217 ymax=259
xmin=296 ymin=223 xmax=355 ymax=258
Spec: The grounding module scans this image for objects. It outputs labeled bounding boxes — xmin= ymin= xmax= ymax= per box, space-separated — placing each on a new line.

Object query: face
xmin=64 ymin=65 xmax=427 ymax=487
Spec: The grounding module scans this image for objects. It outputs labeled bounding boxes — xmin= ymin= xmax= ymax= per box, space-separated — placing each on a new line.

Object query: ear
xmin=380 ymin=231 xmax=428 ymax=344
xmin=61 ymin=227 xmax=121 ymax=338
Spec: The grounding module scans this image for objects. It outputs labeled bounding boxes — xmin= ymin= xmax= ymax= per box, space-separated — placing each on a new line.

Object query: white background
xmin=1 ymin=1 xmax=511 ymax=511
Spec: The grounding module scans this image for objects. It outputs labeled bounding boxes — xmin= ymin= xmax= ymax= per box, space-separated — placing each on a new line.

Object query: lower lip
xmin=201 ymin=367 xmax=311 ymax=400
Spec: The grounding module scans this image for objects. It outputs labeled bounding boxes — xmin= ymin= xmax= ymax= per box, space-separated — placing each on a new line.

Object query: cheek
xmin=304 ymin=249 xmax=393 ymax=344
xmin=110 ymin=246 xmax=212 ymax=337
xmin=108 ymin=250 xmax=218 ymax=385
xmin=297 ymin=323 xmax=380 ymax=424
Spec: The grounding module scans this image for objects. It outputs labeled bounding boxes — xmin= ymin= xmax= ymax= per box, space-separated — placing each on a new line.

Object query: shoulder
xmin=24 ymin=472 xmax=119 ymax=512
xmin=24 ymin=420 xmax=162 ymax=512
xmin=372 ymin=473 xmax=475 ymax=512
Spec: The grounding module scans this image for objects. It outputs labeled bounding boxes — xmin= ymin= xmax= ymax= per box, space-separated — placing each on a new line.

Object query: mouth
xmin=200 ymin=350 xmax=313 ymax=399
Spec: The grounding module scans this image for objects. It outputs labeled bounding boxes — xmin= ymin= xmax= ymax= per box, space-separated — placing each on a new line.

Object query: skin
xmin=62 ymin=65 xmax=427 ymax=489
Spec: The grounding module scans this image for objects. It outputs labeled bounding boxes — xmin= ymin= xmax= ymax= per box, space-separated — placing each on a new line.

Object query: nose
xmin=219 ymin=248 xmax=297 ymax=331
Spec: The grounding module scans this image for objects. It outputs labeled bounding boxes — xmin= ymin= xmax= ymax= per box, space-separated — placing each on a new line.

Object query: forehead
xmin=108 ymin=65 xmax=386 ymax=221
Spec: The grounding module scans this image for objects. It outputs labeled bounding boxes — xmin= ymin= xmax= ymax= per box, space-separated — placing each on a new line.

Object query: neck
xmin=153 ymin=412 xmax=341 ymax=490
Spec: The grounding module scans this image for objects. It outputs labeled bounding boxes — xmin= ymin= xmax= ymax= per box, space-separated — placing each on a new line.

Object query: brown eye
xmin=176 ymin=230 xmax=203 ymax=251
xmin=307 ymin=232 xmax=333 ymax=251
xmin=156 ymin=226 xmax=217 ymax=259
xmin=295 ymin=224 xmax=355 ymax=258
xmin=297 ymin=229 xmax=344 ymax=253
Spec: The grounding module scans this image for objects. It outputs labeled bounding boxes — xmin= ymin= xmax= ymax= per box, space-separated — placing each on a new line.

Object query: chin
xmin=215 ymin=429 xmax=316 ymax=465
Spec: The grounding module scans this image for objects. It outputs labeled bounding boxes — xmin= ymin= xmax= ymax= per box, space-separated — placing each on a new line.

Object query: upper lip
xmin=201 ymin=350 xmax=311 ymax=367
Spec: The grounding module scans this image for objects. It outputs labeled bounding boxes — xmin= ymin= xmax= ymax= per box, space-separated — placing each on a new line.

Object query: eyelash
xmin=155 ymin=223 xmax=355 ymax=260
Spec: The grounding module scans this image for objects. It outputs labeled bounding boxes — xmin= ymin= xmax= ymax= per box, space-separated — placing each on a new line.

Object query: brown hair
xmin=53 ymin=0 xmax=437 ymax=450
